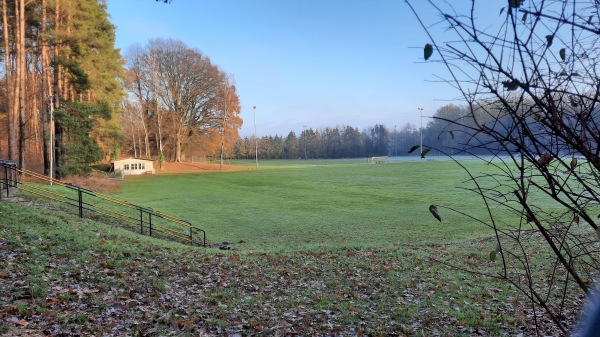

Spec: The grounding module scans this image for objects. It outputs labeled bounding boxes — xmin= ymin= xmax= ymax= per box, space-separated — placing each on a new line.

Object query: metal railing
xmin=0 ymin=160 xmax=18 ymax=199
xmin=0 ymin=160 xmax=206 ymax=247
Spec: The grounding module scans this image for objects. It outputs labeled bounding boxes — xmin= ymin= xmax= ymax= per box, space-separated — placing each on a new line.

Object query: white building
xmin=110 ymin=158 xmax=155 ymax=175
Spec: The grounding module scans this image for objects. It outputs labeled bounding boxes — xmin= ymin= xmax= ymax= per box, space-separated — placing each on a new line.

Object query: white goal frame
xmin=367 ymin=156 xmax=389 ymax=164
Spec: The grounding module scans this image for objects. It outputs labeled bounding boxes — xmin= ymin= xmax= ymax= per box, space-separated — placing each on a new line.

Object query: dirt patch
xmin=57 ymin=162 xmax=246 ymax=191
xmin=17 ymin=170 xmax=122 ymax=194
xmin=13 ymin=160 xmax=247 ymax=195
xmin=153 ymin=161 xmax=247 ymax=175
xmin=63 ymin=172 xmax=122 ymax=193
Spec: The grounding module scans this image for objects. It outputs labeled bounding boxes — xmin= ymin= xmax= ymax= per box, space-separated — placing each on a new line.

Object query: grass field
xmin=116 ymin=158 xmax=507 ymax=252
xmin=1 ymin=157 xmax=582 ymax=335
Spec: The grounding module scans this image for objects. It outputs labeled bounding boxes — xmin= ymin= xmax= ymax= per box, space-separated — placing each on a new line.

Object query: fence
xmin=0 ymin=160 xmax=18 ymax=199
xmin=0 ymin=160 xmax=206 ymax=247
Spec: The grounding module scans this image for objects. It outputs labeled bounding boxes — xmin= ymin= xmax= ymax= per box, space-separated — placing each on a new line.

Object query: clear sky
xmin=105 ymin=0 xmax=495 ymax=137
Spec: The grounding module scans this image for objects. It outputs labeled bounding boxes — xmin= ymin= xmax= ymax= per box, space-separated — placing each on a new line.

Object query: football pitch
xmin=116 ymin=157 xmax=507 ymax=251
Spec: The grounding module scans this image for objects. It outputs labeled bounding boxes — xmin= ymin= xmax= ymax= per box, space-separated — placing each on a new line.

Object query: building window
xmin=124 ymin=164 xmax=129 ymax=170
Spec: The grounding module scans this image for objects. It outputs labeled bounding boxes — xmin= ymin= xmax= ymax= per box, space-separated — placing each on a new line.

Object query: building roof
xmin=111 ymin=158 xmax=155 ymax=163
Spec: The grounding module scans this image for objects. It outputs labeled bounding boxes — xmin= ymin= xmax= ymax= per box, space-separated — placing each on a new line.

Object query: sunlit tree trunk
xmin=131 ymin=129 xmax=137 ymax=158
xmin=126 ymin=108 xmax=138 ymax=157
xmin=64 ymin=2 xmax=72 ymax=101
xmin=11 ymin=1 xmax=19 ymax=163
xmin=175 ymin=127 xmax=182 ymax=162
xmin=137 ymin=89 xmax=151 ymax=159
xmin=151 ymin=57 xmax=164 ymax=168
xmin=2 ymin=0 xmax=13 ymax=160
xmin=54 ymin=0 xmax=62 ymax=105
xmin=141 ymin=113 xmax=150 ymax=158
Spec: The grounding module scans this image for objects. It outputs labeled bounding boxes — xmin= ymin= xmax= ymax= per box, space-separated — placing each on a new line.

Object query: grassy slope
xmin=0 ymin=201 xmax=541 ymax=336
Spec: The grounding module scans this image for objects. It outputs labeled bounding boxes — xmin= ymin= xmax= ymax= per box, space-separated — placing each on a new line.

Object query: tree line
xmin=231 ymin=124 xmax=416 ymax=160
xmin=228 ymin=103 xmax=507 ymax=160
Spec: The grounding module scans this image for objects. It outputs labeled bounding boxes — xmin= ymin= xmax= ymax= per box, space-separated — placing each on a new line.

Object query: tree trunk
xmin=176 ymin=128 xmax=182 ymax=162
xmin=52 ymin=0 xmax=60 ymax=178
xmin=2 ymin=0 xmax=13 ymax=160
xmin=133 ymin=132 xmax=137 ymax=158
xmin=142 ymin=114 xmax=150 ymax=158
xmin=139 ymin=104 xmax=150 ymax=158
xmin=130 ymin=116 xmax=137 ymax=158
xmin=151 ymin=58 xmax=164 ymax=167
xmin=10 ymin=2 xmax=19 ymax=163
xmin=54 ymin=118 xmax=62 ymax=179
xmin=17 ymin=0 xmax=25 ymax=168
xmin=54 ymin=0 xmax=61 ymax=106
xmin=139 ymin=135 xmax=143 ymax=158
xmin=31 ymin=65 xmax=39 ymax=149
xmin=156 ymin=109 xmax=164 ymax=167
xmin=64 ymin=2 xmax=72 ymax=101
xmin=41 ymin=0 xmax=52 ymax=175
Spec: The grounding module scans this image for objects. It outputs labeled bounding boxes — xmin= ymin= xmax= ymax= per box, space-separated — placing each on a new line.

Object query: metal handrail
xmin=0 ymin=160 xmax=206 ymax=247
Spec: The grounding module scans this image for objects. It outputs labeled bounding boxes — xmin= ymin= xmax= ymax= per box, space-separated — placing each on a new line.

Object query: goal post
xmin=367 ymin=156 xmax=390 ymax=164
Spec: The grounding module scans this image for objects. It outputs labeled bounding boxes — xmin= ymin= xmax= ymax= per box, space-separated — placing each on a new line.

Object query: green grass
xmin=0 ymin=201 xmax=533 ymax=335
xmin=117 ymin=159 xmax=513 ymax=251
xmin=1 ymin=158 xmax=584 ymax=335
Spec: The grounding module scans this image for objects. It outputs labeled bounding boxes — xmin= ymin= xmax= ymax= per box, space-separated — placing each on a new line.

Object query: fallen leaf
xmin=45 ymin=297 xmax=59 ymax=305
xmin=16 ymin=320 xmax=29 ymax=326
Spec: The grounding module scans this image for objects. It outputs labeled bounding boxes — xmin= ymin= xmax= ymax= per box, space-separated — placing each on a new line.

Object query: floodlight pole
xmin=253 ymin=106 xmax=258 ymax=168
xmin=303 ymin=125 xmax=307 ymax=160
xmin=394 ymin=124 xmax=397 ymax=157
xmin=418 ymin=107 xmax=424 ymax=159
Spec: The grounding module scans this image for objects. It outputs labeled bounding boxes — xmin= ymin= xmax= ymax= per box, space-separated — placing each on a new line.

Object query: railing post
xmin=149 ymin=213 xmax=152 ymax=237
xmin=0 ymin=160 xmax=17 ymax=198
xmin=140 ymin=208 xmax=144 ymax=235
xmin=0 ymin=162 xmax=4 ymax=199
xmin=78 ymin=188 xmax=83 ymax=218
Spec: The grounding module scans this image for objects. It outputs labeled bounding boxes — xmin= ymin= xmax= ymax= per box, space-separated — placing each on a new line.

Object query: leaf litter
xmin=0 ymin=233 xmax=580 ymax=336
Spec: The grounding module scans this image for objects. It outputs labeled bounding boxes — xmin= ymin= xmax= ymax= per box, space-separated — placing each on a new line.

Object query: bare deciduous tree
xmin=123 ymin=39 xmax=242 ymax=163
xmin=407 ymin=0 xmax=600 ymax=334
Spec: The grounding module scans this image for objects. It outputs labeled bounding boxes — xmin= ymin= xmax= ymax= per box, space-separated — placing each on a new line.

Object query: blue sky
xmin=106 ymin=1 xmax=491 ymax=137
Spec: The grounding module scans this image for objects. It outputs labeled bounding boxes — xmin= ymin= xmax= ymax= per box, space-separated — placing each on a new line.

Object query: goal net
xmin=367 ymin=156 xmax=389 ymax=164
